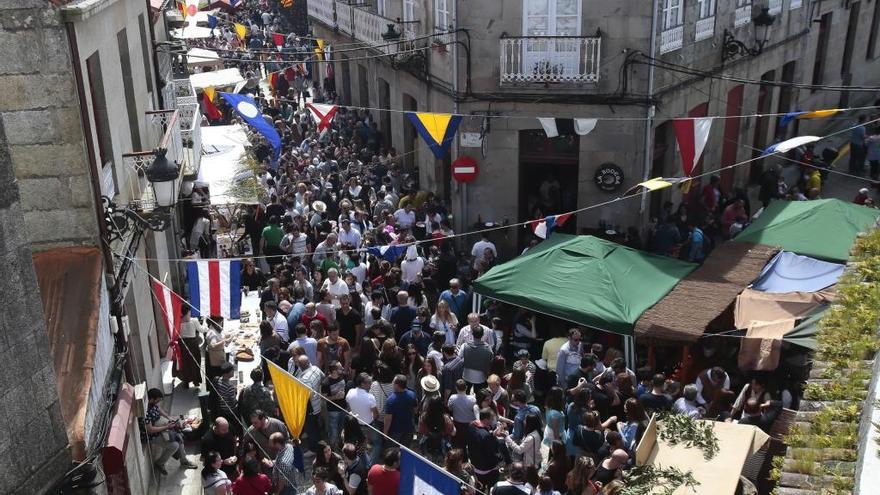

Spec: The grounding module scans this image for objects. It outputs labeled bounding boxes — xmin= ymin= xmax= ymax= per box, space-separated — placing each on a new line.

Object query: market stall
xmin=473 ymin=235 xmax=697 ymax=366
xmin=734 ymin=199 xmax=880 ymax=262
xmin=190 ymin=68 xmax=246 ymax=91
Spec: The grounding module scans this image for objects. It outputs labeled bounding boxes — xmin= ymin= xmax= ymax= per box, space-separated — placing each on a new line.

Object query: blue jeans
xmin=327 ymin=410 xmax=344 ymax=449
xmin=365 ymin=422 xmax=383 ymax=465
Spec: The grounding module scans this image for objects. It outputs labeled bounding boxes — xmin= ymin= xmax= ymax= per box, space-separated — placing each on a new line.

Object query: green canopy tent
xmin=734 ymin=199 xmax=880 ymax=262
xmin=472 ymin=235 xmax=697 ymax=365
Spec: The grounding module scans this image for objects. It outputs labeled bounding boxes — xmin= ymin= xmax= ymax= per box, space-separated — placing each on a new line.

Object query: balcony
xmin=659 ymin=26 xmax=684 ymax=54
xmin=121 ymin=109 xmax=183 ymax=204
xmin=308 ymin=0 xmax=399 ymax=52
xmin=695 ymin=16 xmax=715 ymax=41
xmin=768 ymin=0 xmax=782 ymax=15
xmin=500 ymin=36 xmax=601 ymax=85
xmin=308 ymin=0 xmax=334 ymax=27
xmin=790 ymin=0 xmax=802 ymax=8
xmin=735 ymin=5 xmax=752 ymax=28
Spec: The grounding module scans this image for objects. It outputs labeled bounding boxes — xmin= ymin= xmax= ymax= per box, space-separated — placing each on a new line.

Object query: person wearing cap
xmin=399 ymin=312 xmax=433 ymax=356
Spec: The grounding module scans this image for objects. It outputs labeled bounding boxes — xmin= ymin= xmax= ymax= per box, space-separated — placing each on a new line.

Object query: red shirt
xmin=231 ymin=474 xmax=272 ymax=495
xmin=367 ymin=465 xmax=400 ymax=494
xmin=300 ymin=312 xmax=328 ymax=334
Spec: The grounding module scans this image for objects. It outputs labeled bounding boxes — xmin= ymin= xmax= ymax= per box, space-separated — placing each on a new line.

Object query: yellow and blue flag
xmin=779 ymin=108 xmax=842 ymax=128
xmin=405 ymin=112 xmax=463 ymax=159
xmin=266 ymin=361 xmax=312 ymax=437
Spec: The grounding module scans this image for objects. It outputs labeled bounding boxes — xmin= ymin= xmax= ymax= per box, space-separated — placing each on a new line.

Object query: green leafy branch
xmin=622 ymin=465 xmax=699 ymax=495
xmin=657 ymin=413 xmax=720 ymax=460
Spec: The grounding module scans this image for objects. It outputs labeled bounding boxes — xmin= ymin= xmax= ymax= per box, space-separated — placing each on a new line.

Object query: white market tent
xmin=635 ymin=416 xmax=770 ymax=495
xmin=190 ymin=68 xmax=245 ymax=91
xmin=197 ymin=125 xmax=258 ymax=205
xmin=187 ymin=48 xmax=222 ymax=69
xmin=170 ymin=25 xmax=216 ymax=39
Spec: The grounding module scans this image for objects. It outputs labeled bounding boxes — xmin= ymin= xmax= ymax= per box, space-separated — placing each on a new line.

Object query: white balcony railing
xmin=695 ymin=16 xmax=715 ymax=41
xmin=790 ymin=0 xmax=802 ymax=8
xmin=308 ymin=0 xmax=334 ymax=27
xmin=735 ymin=6 xmax=752 ymax=28
xmin=768 ymin=0 xmax=782 ymax=15
xmin=659 ymin=26 xmax=684 ymax=54
xmin=500 ymin=36 xmax=601 ymax=84
xmin=335 ymin=1 xmax=397 ymax=52
xmin=122 ymin=109 xmax=183 ymax=203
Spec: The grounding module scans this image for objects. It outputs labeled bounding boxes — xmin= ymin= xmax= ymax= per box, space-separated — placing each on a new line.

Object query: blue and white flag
xmin=219 ymin=92 xmax=281 ymax=169
xmin=399 ymin=450 xmax=461 ymax=495
xmin=366 ymin=244 xmax=407 ymax=263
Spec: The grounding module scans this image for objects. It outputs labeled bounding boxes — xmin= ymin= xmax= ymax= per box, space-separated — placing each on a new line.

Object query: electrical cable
xmin=113 ymin=115 xmax=880 ymax=265
xmin=126 ymin=253 xmax=485 ymax=494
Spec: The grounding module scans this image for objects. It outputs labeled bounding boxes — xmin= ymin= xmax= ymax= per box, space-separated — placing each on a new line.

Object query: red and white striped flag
xmin=151 ymin=279 xmax=184 ymax=366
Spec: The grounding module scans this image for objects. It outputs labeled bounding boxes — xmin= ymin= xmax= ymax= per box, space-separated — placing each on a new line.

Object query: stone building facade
xmin=0 ymin=0 xmax=199 ymax=493
xmin=307 ymin=0 xmax=880 ymax=254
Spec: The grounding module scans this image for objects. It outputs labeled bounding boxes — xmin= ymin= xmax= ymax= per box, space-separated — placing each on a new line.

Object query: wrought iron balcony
xmin=500 ymin=35 xmax=601 ymax=85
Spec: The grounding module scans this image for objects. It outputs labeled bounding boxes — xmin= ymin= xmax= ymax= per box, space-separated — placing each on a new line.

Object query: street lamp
xmin=146 ymin=148 xmax=181 ymax=208
xmin=103 ymin=148 xmax=180 ymax=242
xmin=722 ymin=8 xmax=776 ymax=62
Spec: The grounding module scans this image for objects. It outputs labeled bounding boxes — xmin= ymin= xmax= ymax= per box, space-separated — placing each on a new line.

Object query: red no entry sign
xmin=452 ymin=156 xmax=478 ymax=183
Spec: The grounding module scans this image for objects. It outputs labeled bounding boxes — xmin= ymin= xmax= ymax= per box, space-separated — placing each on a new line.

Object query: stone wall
xmin=0 ymin=2 xmax=97 ymax=251
xmin=0 ymin=116 xmax=71 ymax=494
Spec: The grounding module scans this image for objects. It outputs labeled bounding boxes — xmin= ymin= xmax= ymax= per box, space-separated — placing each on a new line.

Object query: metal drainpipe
xmin=452 ymin=0 xmax=466 ymax=237
xmin=639 ymin=0 xmax=659 ymax=217
xmin=65 ymin=21 xmax=134 ymax=381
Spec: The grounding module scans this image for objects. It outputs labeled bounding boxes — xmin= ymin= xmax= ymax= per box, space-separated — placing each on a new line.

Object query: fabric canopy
xmin=634 ymin=242 xmax=778 ymax=344
xmin=190 ymin=68 xmax=245 ymax=90
xmin=734 ymin=199 xmax=880 ymax=262
xmin=782 ymin=305 xmax=828 ymax=350
xmin=472 ymin=235 xmax=697 ymax=336
xmin=734 ymin=287 xmax=835 ymax=329
xmin=751 ymin=251 xmax=844 ymax=293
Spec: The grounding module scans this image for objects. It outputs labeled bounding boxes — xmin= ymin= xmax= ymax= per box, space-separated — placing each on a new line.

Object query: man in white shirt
xmin=346 ymin=372 xmax=382 ymax=458
xmin=673 ymin=384 xmax=704 ymax=419
xmin=471 ymin=234 xmax=497 ymax=262
xmin=321 ymin=268 xmax=350 ymax=308
xmin=264 ymin=301 xmax=289 ymax=342
xmin=400 ymin=245 xmax=425 ymax=284
xmin=393 ymin=204 xmax=416 ymax=230
xmin=292 ymin=355 xmax=324 ymax=453
xmin=337 ymin=218 xmax=362 ymax=249
xmin=456 ymin=313 xmax=497 ymax=352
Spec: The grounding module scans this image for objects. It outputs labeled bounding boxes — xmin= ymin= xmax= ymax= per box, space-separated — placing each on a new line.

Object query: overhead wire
xmin=121 ymin=249 xmax=486 ymax=495
xmin=113 ymin=115 xmax=880 ymax=264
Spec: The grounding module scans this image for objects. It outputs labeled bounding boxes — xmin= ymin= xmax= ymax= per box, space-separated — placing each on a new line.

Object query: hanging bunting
xmin=266 ymin=361 xmax=311 ymax=437
xmin=234 ymin=22 xmax=247 ymax=40
xmin=267 ymin=72 xmax=279 ymax=91
xmin=151 ymin=279 xmax=183 ymax=367
xmin=207 ymin=14 xmax=218 ymax=30
xmin=316 ymin=39 xmax=326 ymax=60
xmin=405 ymin=112 xmax=463 ymax=159
xmin=763 ymin=136 xmax=821 ymax=155
xmin=307 ymin=103 xmax=339 ymax=133
xmin=176 ymin=0 xmax=187 ymax=19
xmin=778 ymin=108 xmax=842 ymax=128
xmin=672 ymin=117 xmax=712 ymax=177
xmin=538 ymin=118 xmax=598 ymax=138
xmin=201 ymin=89 xmax=223 ymax=120
xmin=400 ymin=450 xmax=461 ymax=495
xmin=529 ymin=213 xmax=572 ymax=239
xmin=624 ymin=177 xmax=692 ymax=196
xmin=272 ymin=33 xmax=285 ymax=50
xmin=186 ymin=259 xmax=242 ymax=319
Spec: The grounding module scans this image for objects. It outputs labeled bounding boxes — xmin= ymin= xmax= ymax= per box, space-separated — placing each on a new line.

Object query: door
xmin=522 ymin=0 xmax=581 ymax=79
xmin=750 ymin=70 xmax=775 ymax=183
xmin=721 ymin=85 xmax=744 ymax=194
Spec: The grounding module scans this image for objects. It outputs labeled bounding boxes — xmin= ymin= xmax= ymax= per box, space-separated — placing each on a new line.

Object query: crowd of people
xmin=154 ymin=3 xmax=880 ymax=495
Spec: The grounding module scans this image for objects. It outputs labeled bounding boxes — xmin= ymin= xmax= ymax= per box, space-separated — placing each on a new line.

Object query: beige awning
xmin=734 ymin=287 xmax=835 ymax=329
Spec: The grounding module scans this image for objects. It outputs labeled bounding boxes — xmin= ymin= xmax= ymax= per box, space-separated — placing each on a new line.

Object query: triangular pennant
xmin=201 ymin=92 xmax=223 ymax=120
xmin=177 ymin=0 xmax=187 ymax=19
xmin=151 ymin=279 xmax=184 ymax=367
xmin=234 ymin=22 xmax=247 ymax=40
xmin=272 ymin=33 xmax=285 ymax=50
xmin=672 ymin=117 xmax=712 ymax=177
xmin=306 ymin=103 xmax=339 ymax=132
xmin=406 ymin=112 xmax=462 ymax=159
xmin=538 ymin=117 xmax=558 ymax=138
xmin=267 ymin=72 xmax=279 ymax=90
xmin=574 ymin=118 xmax=598 ymax=136
xmin=207 ymin=14 xmax=218 ymax=29
xmin=779 ymin=108 xmax=842 ymax=128
xmin=203 ymin=86 xmax=216 ymax=102
xmin=529 ymin=213 xmax=572 ymax=239
xmin=266 ymin=361 xmax=312 ymax=437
